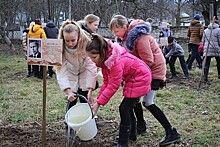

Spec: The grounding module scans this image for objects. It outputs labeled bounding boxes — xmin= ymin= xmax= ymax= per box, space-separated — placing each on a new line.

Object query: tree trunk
xmin=0 ymin=28 xmax=15 ymax=50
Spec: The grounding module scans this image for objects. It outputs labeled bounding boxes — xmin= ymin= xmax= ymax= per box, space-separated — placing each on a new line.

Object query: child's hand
xmin=67 ymin=92 xmax=77 ymax=102
xmin=88 ymin=88 xmax=94 ymax=105
xmin=92 ymin=102 xmax=100 ymax=116
xmin=64 ymin=88 xmax=76 ymax=102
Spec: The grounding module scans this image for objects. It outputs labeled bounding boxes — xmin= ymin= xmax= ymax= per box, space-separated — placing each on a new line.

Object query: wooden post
xmin=42 ymin=66 xmax=47 ymax=147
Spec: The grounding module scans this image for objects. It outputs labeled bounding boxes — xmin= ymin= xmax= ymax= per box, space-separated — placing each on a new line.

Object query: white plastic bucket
xmin=65 ymin=103 xmax=97 ymax=141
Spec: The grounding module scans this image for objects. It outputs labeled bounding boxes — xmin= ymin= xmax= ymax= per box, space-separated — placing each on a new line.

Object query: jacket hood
xmin=81 ymin=23 xmax=92 ymax=34
xmin=46 ymin=21 xmax=56 ymax=28
xmin=125 ymin=23 xmax=150 ymax=51
xmin=104 ymin=41 xmax=126 ymax=69
xmin=190 ymin=19 xmax=200 ymax=25
xmin=31 ymin=24 xmax=42 ymax=33
xmin=208 ymin=23 xmax=219 ymax=29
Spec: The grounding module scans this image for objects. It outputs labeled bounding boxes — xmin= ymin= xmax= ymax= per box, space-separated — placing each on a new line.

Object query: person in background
xmin=109 ymin=14 xmax=181 ymax=147
xmin=145 ymin=18 xmax=153 ymax=33
xmin=86 ymin=33 xmax=152 ymax=147
xmin=202 ymin=18 xmax=220 ymax=82
xmin=56 ymin=20 xmax=97 ymax=110
xmin=77 ymin=14 xmax=100 ymax=36
xmin=22 ymin=21 xmax=35 ymax=77
xmin=198 ymin=41 xmax=204 ymax=59
xmin=159 ymin=23 xmax=172 ymax=38
xmin=159 ymin=23 xmax=172 ymax=64
xmin=44 ymin=20 xmax=59 ymax=78
xmin=28 ymin=19 xmax=47 ymax=79
xmin=77 ymin=14 xmax=100 ymax=89
xmin=164 ymin=36 xmax=189 ymax=79
xmin=187 ymin=14 xmax=204 ymax=70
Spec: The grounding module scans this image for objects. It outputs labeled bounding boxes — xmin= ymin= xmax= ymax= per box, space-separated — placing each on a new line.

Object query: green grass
xmin=0 ymin=44 xmax=220 ymax=146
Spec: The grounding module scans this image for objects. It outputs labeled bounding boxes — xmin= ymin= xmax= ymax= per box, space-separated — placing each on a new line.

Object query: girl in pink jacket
xmin=109 ymin=15 xmax=181 ymax=147
xmin=86 ymin=34 xmax=152 ymax=147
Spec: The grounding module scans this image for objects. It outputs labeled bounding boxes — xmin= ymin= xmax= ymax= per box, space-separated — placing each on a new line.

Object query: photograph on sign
xmin=27 ymin=38 xmax=63 ymax=66
xmin=28 ymin=39 xmax=42 ymax=59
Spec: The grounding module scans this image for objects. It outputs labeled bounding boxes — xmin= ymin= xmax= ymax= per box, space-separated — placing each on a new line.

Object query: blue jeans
xmin=187 ymin=44 xmax=202 ymax=69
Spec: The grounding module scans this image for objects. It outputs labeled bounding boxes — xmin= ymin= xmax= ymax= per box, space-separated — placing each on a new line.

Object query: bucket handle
xmin=66 ymin=93 xmax=94 ymax=119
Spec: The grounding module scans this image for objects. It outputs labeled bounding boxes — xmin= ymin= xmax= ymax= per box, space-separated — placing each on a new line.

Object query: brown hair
xmin=58 ymin=20 xmax=90 ymax=56
xmin=34 ymin=19 xmax=42 ymax=25
xmin=109 ymin=15 xmax=128 ymax=31
xmin=86 ymin=33 xmax=108 ymax=63
xmin=84 ymin=14 xmax=100 ymax=25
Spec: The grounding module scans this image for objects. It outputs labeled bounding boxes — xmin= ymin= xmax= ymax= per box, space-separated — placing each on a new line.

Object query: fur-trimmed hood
xmin=125 ymin=24 xmax=151 ymax=51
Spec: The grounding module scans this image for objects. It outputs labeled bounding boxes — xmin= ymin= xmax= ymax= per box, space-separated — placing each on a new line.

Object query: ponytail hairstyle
xmin=109 ymin=14 xmax=129 ymax=31
xmin=58 ymin=19 xmax=90 ymax=56
xmin=86 ymin=33 xmax=108 ymax=63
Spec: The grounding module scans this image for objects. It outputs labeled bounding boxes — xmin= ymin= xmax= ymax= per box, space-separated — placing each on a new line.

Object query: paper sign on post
xmin=27 ymin=38 xmax=63 ymax=66
xmin=160 ymin=37 xmax=168 ymax=46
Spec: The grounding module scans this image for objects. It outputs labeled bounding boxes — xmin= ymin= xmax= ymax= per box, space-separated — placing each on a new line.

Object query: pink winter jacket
xmin=124 ymin=19 xmax=166 ymax=81
xmin=96 ymin=42 xmax=152 ymax=106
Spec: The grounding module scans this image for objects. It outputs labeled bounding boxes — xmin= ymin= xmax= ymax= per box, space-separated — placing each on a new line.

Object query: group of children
xmin=24 ymin=14 xmax=182 ymax=147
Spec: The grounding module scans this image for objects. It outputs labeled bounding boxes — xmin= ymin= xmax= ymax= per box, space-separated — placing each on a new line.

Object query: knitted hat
xmin=194 ymin=14 xmax=200 ymax=20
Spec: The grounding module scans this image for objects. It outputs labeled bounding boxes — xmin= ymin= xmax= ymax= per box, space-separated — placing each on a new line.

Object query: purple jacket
xmin=96 ymin=41 xmax=152 ymax=105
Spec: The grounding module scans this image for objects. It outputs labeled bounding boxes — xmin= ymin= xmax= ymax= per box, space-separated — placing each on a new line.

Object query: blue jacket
xmin=165 ymin=40 xmax=184 ymax=58
xmin=44 ymin=21 xmax=58 ymax=39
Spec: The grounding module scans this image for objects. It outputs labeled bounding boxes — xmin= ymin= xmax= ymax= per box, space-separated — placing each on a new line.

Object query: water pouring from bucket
xmin=65 ymin=94 xmax=97 ymax=141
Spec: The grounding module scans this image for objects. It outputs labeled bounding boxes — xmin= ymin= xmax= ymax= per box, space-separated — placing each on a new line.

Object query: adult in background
xmin=159 ymin=23 xmax=172 ymax=63
xmin=109 ymin=15 xmax=181 ymax=147
xmin=186 ymin=14 xmax=204 ymax=70
xmin=44 ymin=20 xmax=59 ymax=78
xmin=28 ymin=19 xmax=47 ymax=79
xmin=202 ymin=18 xmax=220 ymax=82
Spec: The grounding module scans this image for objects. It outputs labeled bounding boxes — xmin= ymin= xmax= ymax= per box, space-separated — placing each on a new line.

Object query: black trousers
xmin=119 ymin=98 xmax=139 ymax=126
xmin=67 ymin=88 xmax=88 ymax=110
xmin=187 ymin=44 xmax=202 ymax=69
xmin=204 ymin=56 xmax=220 ymax=80
xmin=169 ymin=55 xmax=189 ymax=76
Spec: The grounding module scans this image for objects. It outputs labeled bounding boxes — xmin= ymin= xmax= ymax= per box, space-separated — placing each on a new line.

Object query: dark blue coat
xmin=44 ymin=21 xmax=58 ymax=39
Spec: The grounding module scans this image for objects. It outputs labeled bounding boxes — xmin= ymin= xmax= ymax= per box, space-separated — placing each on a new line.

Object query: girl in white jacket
xmin=56 ymin=20 xmax=97 ymax=109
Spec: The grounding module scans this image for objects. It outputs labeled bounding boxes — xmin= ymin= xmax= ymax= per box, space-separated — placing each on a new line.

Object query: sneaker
xmin=159 ymin=127 xmax=181 ymax=147
xmin=169 ymin=75 xmax=176 ymax=79
xmin=182 ymin=75 xmax=189 ymax=79
xmin=27 ymin=72 xmax=34 ymax=78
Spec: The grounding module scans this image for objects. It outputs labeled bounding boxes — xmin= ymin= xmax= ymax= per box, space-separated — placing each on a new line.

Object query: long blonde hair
xmin=58 ymin=20 xmax=90 ymax=56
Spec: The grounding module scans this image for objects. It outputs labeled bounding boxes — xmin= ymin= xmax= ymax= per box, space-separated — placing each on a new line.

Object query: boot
xmin=117 ymin=125 xmax=130 ymax=147
xmin=137 ymin=120 xmax=147 ymax=135
xmin=159 ymin=127 xmax=181 ymax=147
